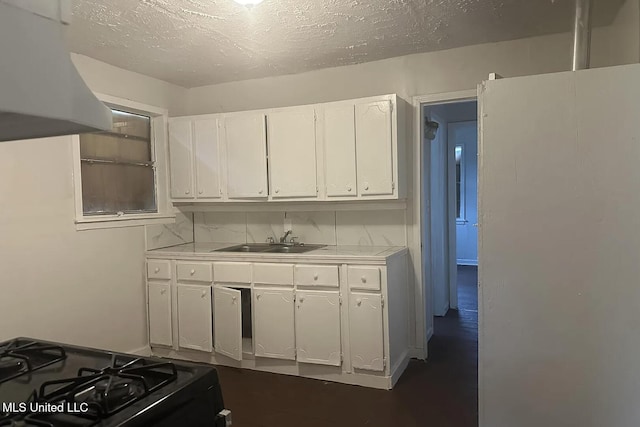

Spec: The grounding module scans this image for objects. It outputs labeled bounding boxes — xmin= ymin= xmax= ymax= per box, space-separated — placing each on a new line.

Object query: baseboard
xmin=457 ymin=259 xmax=478 ymax=266
xmin=408 ymin=347 xmax=426 ymax=360
xmin=390 ymin=350 xmax=411 ymax=387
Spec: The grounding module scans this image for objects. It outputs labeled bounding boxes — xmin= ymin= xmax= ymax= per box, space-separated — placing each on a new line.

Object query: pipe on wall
xmin=572 ymin=0 xmax=593 ymax=70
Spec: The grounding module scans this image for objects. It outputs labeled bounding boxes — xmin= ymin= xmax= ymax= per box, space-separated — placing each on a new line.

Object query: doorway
xmin=422 ymin=100 xmax=478 ymax=316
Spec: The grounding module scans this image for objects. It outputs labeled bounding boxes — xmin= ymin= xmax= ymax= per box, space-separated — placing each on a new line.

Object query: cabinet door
xmin=214 ymin=286 xmax=243 ymax=361
xmin=267 ymin=108 xmax=317 ymax=198
xmin=168 ymin=120 xmax=194 ymax=199
xmin=253 ymin=288 xmax=295 ymax=360
xmin=194 ymin=118 xmax=222 ymax=199
xmin=224 ymin=114 xmax=268 ymax=199
xmin=349 ymin=292 xmax=384 ymax=371
xmin=295 ymin=290 xmax=341 ymax=366
xmin=148 ymin=282 xmax=172 ymax=347
xmin=324 ymin=104 xmax=357 ymax=197
xmin=177 ymin=284 xmax=212 ymax=352
xmin=355 ymin=100 xmax=394 ymax=196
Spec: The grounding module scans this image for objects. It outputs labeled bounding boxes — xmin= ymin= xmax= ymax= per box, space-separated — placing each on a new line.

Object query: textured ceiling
xmin=66 ymin=0 xmax=625 ymax=88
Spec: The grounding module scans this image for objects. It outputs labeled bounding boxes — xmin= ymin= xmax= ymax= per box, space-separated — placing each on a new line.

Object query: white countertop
xmin=146 ymin=242 xmax=407 ymax=263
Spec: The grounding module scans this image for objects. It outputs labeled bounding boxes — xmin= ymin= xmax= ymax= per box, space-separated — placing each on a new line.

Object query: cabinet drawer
xmin=253 ymin=263 xmax=294 ymax=285
xmin=176 ymin=262 xmax=213 ymax=282
xmin=295 ymin=265 xmax=339 ymax=287
xmin=347 ymin=266 xmax=381 ymax=291
xmin=147 ymin=260 xmax=171 ymax=280
xmin=214 ymin=262 xmax=252 ymax=283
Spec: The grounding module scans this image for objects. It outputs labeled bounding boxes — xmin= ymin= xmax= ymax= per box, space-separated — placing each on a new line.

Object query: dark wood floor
xmin=216 ymin=266 xmax=478 ymax=427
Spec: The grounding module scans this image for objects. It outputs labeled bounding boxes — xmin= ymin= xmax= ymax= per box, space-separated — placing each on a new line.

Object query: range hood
xmin=0 ymin=0 xmax=112 ymax=142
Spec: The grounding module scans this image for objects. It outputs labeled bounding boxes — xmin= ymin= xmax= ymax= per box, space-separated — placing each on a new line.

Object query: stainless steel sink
xmin=212 ymin=244 xmax=272 ymax=253
xmin=213 ymin=243 xmax=325 ymax=254
xmin=263 ymin=244 xmax=325 ymax=254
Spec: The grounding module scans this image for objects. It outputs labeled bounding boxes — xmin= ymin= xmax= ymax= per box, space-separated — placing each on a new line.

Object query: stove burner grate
xmin=0 ymin=340 xmax=66 ymax=384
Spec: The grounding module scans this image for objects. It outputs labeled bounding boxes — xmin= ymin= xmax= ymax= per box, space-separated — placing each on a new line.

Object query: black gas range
xmin=0 ymin=338 xmax=231 ymax=427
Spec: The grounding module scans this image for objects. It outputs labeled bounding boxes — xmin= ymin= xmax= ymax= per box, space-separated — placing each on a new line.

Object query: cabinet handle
xmin=185 ymin=189 xmax=190 ymax=194
xmin=232 ymin=296 xmax=237 ymax=303
xmin=190 ymin=269 xmax=196 ymax=275
xmin=299 ymin=296 xmax=304 ymax=303
xmin=363 ymin=184 xmax=369 ymax=191
xmin=201 ymin=290 xmax=207 ymax=298
xmin=154 ymin=267 xmax=160 ymax=273
xmin=258 ymin=189 xmax=263 ymax=195
xmin=347 ymin=187 xmax=352 ymax=192
xmin=198 ymin=190 xmax=203 ymax=195
xmin=256 ymin=294 xmax=261 ymax=300
xmin=361 ymin=276 xmax=367 ymax=283
xmin=160 ymin=289 xmax=166 ymax=295
xmin=313 ymin=274 xmax=319 ymax=281
xmin=275 ymin=189 xmax=280 ymax=194
xmin=356 ymin=298 xmax=362 ymax=306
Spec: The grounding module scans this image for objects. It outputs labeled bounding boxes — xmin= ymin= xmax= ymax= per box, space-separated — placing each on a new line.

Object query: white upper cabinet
xmin=214 ymin=286 xmax=243 ymax=361
xmin=253 ymin=288 xmax=296 ymax=360
xmin=295 ymin=290 xmax=342 ymax=366
xmin=324 ymin=104 xmax=357 ymax=197
xmin=168 ymin=120 xmax=193 ymax=199
xmin=224 ymin=113 xmax=268 ymax=199
xmin=166 ymin=94 xmax=404 ymax=204
xmin=193 ymin=118 xmax=221 ymax=199
xmin=355 ymin=100 xmax=394 ymax=196
xmin=177 ymin=284 xmax=213 ymax=352
xmin=267 ymin=108 xmax=317 ymax=198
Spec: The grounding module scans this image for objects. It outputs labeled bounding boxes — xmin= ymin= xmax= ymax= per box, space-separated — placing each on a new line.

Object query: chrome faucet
xmin=279 ymin=230 xmax=293 ymax=244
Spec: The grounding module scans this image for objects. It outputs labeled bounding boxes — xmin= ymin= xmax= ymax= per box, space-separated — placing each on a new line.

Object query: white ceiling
xmin=66 ymin=0 xmax=625 ymax=88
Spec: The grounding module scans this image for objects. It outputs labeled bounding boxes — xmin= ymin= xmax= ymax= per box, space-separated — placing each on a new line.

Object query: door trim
xmin=411 ymin=89 xmax=477 ymax=359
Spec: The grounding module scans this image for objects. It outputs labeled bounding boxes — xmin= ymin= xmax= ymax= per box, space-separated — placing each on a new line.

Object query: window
xmin=72 ymin=94 xmax=174 ymax=230
xmin=80 ymin=109 xmax=157 ymax=215
xmin=455 ymin=145 xmax=465 ymax=220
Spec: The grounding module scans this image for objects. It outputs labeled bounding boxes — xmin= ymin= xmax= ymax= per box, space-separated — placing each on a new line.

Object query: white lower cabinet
xmin=148 ymin=282 xmax=172 ymax=347
xmin=253 ymin=288 xmax=295 ymax=360
xmin=214 ymin=286 xmax=243 ymax=361
xmin=295 ymin=290 xmax=341 ymax=366
xmin=349 ymin=292 xmax=385 ymax=372
xmin=177 ymin=284 xmax=213 ymax=352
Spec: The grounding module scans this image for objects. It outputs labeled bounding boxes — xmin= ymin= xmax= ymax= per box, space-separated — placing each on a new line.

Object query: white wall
xmin=479 ymin=64 xmax=640 ymax=427
xmin=0 ymin=55 xmax=188 ymax=352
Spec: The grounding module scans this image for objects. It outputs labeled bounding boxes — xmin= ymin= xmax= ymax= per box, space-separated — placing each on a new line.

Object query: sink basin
xmin=213 ymin=243 xmax=325 ymax=254
xmin=212 ymin=244 xmax=272 ymax=253
xmin=263 ymin=244 xmax=325 ymax=254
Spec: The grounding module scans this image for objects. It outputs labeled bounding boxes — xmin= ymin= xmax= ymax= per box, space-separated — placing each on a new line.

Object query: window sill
xmin=75 ymin=213 xmax=176 ymax=231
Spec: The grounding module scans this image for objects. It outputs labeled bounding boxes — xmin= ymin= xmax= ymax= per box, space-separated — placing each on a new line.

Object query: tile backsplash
xmin=145 ymin=211 xmax=194 ymax=250
xmin=192 ymin=209 xmax=406 ymax=247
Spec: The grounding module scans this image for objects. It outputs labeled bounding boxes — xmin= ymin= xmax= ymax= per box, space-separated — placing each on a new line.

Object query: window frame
xmin=72 ymin=94 xmax=175 ymax=230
